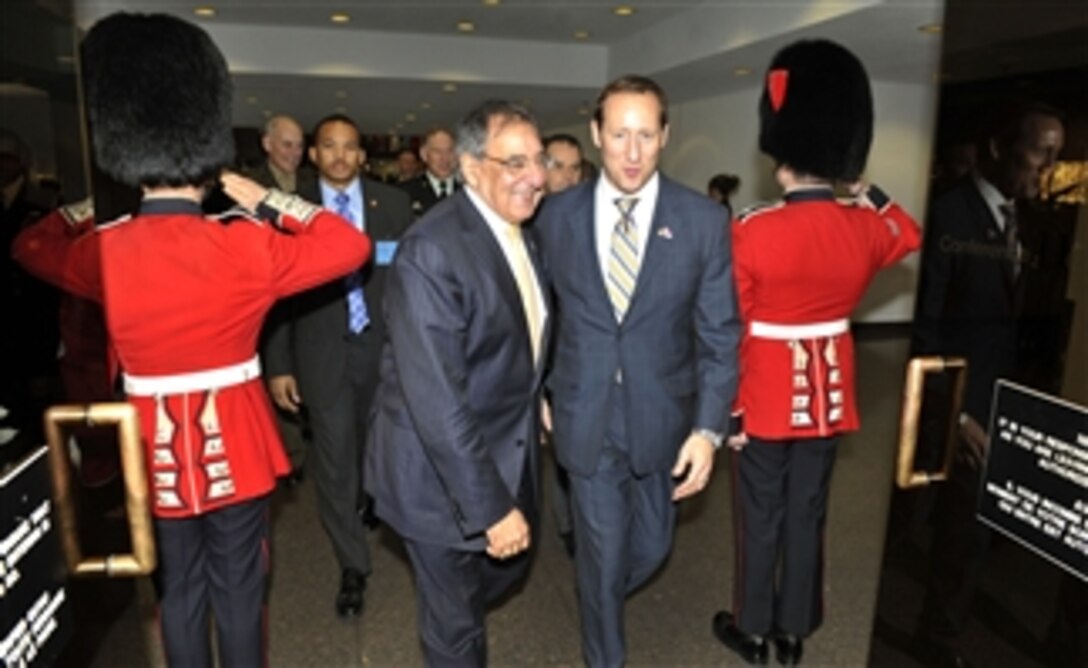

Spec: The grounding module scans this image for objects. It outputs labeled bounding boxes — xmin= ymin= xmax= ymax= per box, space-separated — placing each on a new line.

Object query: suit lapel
xmin=524 ymin=232 xmax=551 ymax=381
xmin=455 ymin=194 xmax=533 ymax=359
xmin=624 ymin=177 xmax=676 ymax=320
xmin=966 ymin=181 xmax=1017 ymax=294
xmin=568 ymin=186 xmax=616 ymax=327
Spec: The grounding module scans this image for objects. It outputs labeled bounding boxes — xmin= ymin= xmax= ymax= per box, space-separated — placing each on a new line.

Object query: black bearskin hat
xmin=80 ymin=13 xmax=234 ymax=188
xmin=758 ymin=39 xmax=873 ymax=182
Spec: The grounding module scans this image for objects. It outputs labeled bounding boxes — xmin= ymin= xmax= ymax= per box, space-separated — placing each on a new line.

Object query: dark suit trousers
xmin=568 ymin=388 xmax=676 ymax=668
xmin=155 ymin=495 xmax=270 ymax=668
xmin=307 ymin=337 xmax=376 ymax=575
xmin=401 ymin=468 xmax=536 ymax=668
xmin=732 ymin=435 xmax=839 ymax=638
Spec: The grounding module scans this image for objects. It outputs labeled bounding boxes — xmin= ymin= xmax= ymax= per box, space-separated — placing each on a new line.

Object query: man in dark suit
xmin=399 ymin=127 xmax=458 ymax=217
xmin=366 ymin=100 xmax=548 ymax=666
xmin=263 ymin=113 xmax=413 ymax=618
xmin=246 ymin=113 xmax=313 ymax=483
xmin=912 ymin=103 xmax=1065 ymax=668
xmin=535 ymin=75 xmax=740 ymax=667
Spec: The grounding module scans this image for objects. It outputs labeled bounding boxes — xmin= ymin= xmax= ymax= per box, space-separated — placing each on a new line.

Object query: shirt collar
xmin=139 ymin=197 xmax=203 ymax=216
xmin=783 ymin=186 xmax=835 ymax=204
xmin=319 ymin=177 xmax=363 ymax=207
xmin=973 ymin=172 xmax=1012 ymax=228
xmin=427 ymin=172 xmax=451 ymax=193
xmin=267 ymin=161 xmax=296 ymax=192
xmin=596 ymin=170 xmax=659 ymax=209
xmin=465 ymin=185 xmax=521 ymax=238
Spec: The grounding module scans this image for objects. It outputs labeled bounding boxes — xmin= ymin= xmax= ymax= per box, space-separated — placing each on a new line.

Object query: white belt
xmin=124 ymin=356 xmax=261 ymax=396
xmin=749 ymin=318 xmax=849 ymax=340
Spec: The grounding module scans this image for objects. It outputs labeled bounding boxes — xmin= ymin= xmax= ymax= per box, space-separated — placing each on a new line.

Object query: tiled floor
xmin=79 ymin=337 xmax=918 ymax=666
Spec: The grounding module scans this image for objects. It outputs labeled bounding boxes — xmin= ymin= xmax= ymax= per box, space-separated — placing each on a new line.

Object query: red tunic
xmin=13 ymin=196 xmax=371 ymax=517
xmin=733 ymin=188 xmax=921 ymax=439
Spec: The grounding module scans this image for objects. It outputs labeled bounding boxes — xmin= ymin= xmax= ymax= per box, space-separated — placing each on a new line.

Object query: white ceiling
xmin=71 ymin=1 xmax=953 ymax=134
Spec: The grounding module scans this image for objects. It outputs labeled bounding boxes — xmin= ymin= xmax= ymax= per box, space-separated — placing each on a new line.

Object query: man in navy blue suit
xmin=535 ymin=75 xmax=740 ymax=667
xmin=366 ymin=100 xmax=549 ymax=667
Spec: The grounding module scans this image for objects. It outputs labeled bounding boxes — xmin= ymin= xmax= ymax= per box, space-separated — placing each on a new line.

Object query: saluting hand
xmin=220 ymin=170 xmax=269 ymax=211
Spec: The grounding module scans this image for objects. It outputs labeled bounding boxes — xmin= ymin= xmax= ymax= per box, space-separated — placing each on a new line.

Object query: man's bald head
xmin=262 ymin=114 xmax=305 ymax=175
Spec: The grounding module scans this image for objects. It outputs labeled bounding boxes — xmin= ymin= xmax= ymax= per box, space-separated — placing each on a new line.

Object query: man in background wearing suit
xmin=912 ymin=103 xmax=1065 ymax=668
xmin=535 ymin=75 xmax=739 ymax=667
xmin=264 ymin=113 xmax=413 ymax=618
xmin=248 ymin=113 xmax=312 ymax=483
xmin=400 ymin=127 xmax=458 ymax=217
xmin=251 ymin=114 xmax=309 ymax=193
xmin=366 ymin=100 xmax=548 ymax=666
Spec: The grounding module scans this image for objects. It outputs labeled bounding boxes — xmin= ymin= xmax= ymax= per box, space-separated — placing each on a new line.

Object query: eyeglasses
xmin=481 ymin=153 xmax=550 ymax=176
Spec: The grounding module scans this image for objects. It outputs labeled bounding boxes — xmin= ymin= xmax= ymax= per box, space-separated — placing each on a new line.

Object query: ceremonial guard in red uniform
xmin=711 ymin=40 xmax=921 ymax=666
xmin=12 ymin=13 xmax=370 ymax=666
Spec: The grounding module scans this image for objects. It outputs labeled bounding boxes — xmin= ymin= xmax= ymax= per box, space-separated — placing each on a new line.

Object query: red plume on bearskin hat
xmin=758 ymin=39 xmax=873 ymax=182
xmin=80 ymin=13 xmax=235 ymax=188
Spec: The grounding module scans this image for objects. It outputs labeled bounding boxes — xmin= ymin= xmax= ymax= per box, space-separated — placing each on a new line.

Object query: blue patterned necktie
xmin=335 ymin=191 xmax=369 ymax=334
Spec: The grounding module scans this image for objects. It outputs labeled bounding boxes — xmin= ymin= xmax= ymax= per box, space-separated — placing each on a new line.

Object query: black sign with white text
xmin=978 ymin=381 xmax=1088 ymax=581
xmin=0 ymin=446 xmax=72 ymax=666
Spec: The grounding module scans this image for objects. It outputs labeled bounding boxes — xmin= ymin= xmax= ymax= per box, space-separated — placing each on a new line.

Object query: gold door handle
xmin=44 ymin=403 xmax=156 ymax=577
xmin=896 ymin=356 xmax=968 ymax=489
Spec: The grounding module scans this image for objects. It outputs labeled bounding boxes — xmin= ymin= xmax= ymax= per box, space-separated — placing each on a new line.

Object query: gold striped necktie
xmin=505 ymin=225 xmax=542 ymax=363
xmin=606 ymin=196 xmax=640 ymax=322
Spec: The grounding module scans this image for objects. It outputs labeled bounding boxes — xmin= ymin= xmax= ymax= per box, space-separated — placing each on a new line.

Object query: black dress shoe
xmin=284 ymin=467 xmax=304 ymax=489
xmin=773 ymin=634 xmax=803 ymax=666
xmin=336 ymin=568 xmax=366 ymax=618
xmin=712 ymin=611 xmax=769 ymax=665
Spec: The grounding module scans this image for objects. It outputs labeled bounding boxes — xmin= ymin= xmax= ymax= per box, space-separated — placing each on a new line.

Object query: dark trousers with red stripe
xmin=732 ymin=435 xmax=839 ymax=638
xmin=155 ymin=495 xmax=271 ymax=667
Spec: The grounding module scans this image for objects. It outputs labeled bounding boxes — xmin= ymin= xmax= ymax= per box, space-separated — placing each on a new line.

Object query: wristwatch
xmin=694 ymin=428 xmax=725 ymax=450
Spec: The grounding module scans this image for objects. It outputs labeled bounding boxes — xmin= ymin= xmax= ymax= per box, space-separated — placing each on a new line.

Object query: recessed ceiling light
xmin=457 ymin=20 xmax=475 ymax=32
xmin=405 ymin=113 xmax=417 ymax=122
xmin=613 ymin=5 xmax=635 ymax=17
xmin=56 ymin=55 xmax=74 ymax=64
xmin=396 ymin=122 xmax=405 ymax=129
xmin=194 ymin=6 xmax=216 ymax=18
xmin=573 ymin=30 xmax=590 ymax=40
xmin=917 ymin=23 xmax=942 ymax=34
xmin=577 ymin=106 xmax=589 ymax=116
xmin=335 ymin=106 xmax=347 ymax=113
xmin=334 ymin=90 xmax=348 ymax=99
xmin=262 ymin=109 xmax=272 ymax=117
xmin=443 ymin=83 xmax=458 ymax=93
xmin=481 ymin=0 xmax=501 ymax=6
xmin=330 ymin=12 xmax=350 ymax=24
xmin=420 ymin=102 xmax=432 ymax=109
xmin=245 ymin=95 xmax=258 ymax=104
xmin=732 ymin=67 xmax=752 ymax=77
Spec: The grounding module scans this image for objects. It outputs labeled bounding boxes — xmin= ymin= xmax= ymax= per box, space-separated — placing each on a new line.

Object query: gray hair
xmin=263 ymin=114 xmax=301 ymax=138
xmin=454 ymin=100 xmax=538 ymax=160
